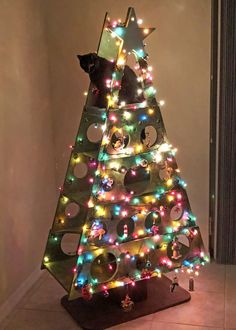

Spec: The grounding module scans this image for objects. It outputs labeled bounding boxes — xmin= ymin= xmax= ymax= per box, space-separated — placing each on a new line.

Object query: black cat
xmin=78 ymin=53 xmax=144 ymax=108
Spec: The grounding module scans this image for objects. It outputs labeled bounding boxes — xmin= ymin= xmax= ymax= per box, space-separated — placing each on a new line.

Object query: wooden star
xmin=111 ymin=7 xmax=155 ymax=55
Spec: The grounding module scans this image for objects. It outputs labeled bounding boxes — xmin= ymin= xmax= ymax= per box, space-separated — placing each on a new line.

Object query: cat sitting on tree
xmin=78 ymin=53 xmax=144 ymax=108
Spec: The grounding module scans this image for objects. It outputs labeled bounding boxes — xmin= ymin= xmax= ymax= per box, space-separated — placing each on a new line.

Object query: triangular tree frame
xmin=42 ymin=8 xmax=207 ymax=301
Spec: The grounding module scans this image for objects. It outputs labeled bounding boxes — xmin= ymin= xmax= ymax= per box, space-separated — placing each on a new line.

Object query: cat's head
xmin=77 ymin=53 xmax=99 ymax=74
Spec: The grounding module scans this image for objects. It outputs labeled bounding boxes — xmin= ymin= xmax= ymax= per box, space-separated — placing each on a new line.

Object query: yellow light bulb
xmin=136 ymin=144 xmax=143 ymax=153
xmin=161 ymin=244 xmax=167 ymax=250
xmin=102 ymin=135 xmax=110 ymax=145
xmin=96 ymin=206 xmax=106 ymax=217
xmin=138 ymin=229 xmax=144 ymax=236
xmin=167 ymin=195 xmax=174 ymax=202
xmin=88 ymin=199 xmax=94 ymax=208
xmin=74 ymin=157 xmax=81 ymax=164
xmin=123 ymin=111 xmax=132 ymax=120
xmin=44 ymin=256 xmax=49 ymax=263
xmin=166 ymin=179 xmax=173 ymax=187
xmin=62 ymin=196 xmax=69 ymax=203
xmin=117 ymin=57 xmax=125 ymax=66
xmin=108 ymin=98 xmax=115 ymax=108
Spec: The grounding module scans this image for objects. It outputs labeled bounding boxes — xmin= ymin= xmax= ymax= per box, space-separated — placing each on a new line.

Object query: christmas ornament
xmin=81 ymin=284 xmax=92 ymax=300
xmin=121 ymin=294 xmax=134 ymax=312
xmin=170 ymin=275 xmax=179 ymax=293
xmin=189 ymin=276 xmax=194 ymax=291
xmin=171 ymin=237 xmax=182 ymax=260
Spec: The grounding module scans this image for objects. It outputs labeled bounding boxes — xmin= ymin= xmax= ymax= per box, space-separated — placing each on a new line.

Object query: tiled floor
xmin=1 ymin=263 xmax=236 ymax=330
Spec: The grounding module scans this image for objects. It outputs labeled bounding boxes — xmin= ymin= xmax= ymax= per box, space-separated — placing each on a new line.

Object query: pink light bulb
xmin=110 ymin=115 xmax=117 ymax=122
xmin=177 ymin=193 xmax=182 ymax=200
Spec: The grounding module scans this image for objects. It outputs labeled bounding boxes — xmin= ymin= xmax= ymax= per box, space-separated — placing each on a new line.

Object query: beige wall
xmin=45 ymin=0 xmax=211 ymax=246
xmin=0 ymin=0 xmax=211 ymax=313
xmin=0 ymin=0 xmax=56 ymax=308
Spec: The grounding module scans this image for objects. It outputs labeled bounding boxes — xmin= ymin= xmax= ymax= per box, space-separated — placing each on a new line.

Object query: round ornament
xmin=101 ymin=176 xmax=114 ymax=192
xmin=159 ymin=161 xmax=173 ymax=181
xmin=145 ymin=211 xmax=161 ymax=234
xmin=140 ymin=125 xmax=157 ymax=148
xmin=117 ymin=218 xmax=135 ymax=238
xmin=88 ymin=220 xmax=107 ymax=243
xmin=111 ymin=130 xmax=129 ymax=151
xmin=170 ymin=204 xmax=183 ymax=221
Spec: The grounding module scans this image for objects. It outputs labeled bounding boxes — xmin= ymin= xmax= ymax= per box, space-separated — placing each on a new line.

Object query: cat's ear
xmin=77 ymin=54 xmax=82 ymax=61
xmin=91 ymin=53 xmax=98 ymax=60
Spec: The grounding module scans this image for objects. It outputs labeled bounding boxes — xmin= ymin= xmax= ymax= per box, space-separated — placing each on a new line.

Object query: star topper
xmin=110 ymin=7 xmax=155 ymax=56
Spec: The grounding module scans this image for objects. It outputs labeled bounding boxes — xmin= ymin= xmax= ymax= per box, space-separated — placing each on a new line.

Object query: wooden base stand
xmin=61 ymin=276 xmax=191 ymax=330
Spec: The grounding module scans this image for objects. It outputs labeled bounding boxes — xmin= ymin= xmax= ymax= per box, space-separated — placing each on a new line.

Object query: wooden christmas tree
xmin=42 ymin=7 xmax=208 ymax=301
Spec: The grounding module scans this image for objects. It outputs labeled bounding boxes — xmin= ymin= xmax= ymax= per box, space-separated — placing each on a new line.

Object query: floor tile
xmin=225 ymin=265 xmax=236 ymax=329
xmin=109 ymin=316 xmax=153 ymax=329
xmin=166 ymin=262 xmax=226 ymax=293
xmin=225 ymin=294 xmax=236 ymax=329
xmin=1 ymin=309 xmax=80 ymax=330
xmin=19 ymin=272 xmax=66 ymax=312
xmin=150 ymin=321 xmax=223 ymax=329
xmin=152 ymin=291 xmax=225 ymax=328
xmin=226 ymin=265 xmax=236 ymax=295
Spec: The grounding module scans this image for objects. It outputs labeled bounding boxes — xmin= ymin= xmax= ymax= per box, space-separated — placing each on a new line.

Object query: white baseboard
xmin=0 ymin=267 xmax=42 ymax=324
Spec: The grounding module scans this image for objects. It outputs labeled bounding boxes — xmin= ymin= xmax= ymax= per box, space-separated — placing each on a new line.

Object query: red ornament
xmin=81 ymin=285 xmax=92 ymax=300
xmin=123 ymin=224 xmax=128 ymax=238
